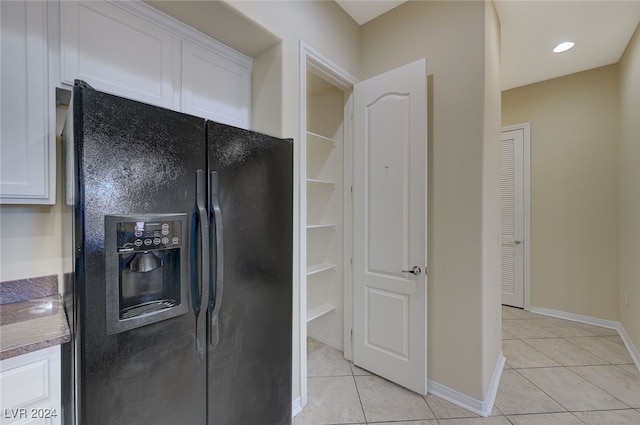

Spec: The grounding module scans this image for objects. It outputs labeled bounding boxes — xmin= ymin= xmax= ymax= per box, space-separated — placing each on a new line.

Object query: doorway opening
xmin=299 ymin=42 xmax=357 ymax=411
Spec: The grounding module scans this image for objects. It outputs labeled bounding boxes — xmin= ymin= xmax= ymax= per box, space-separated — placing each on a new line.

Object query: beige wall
xmin=619 ymin=24 xmax=640 ymax=352
xmin=482 ymin=0 xmax=503 ymax=395
xmin=0 ymin=127 xmax=65 ymax=284
xmin=502 ymin=65 xmax=620 ymax=321
xmin=251 ymin=43 xmax=283 ymax=137
xmin=225 ymin=1 xmax=360 ymax=80
xmin=0 ymin=204 xmax=64 ymax=282
xmin=361 ymin=0 xmax=502 ymax=401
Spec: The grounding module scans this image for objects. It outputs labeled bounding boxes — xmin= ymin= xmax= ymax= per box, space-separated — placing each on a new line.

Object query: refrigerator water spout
xmin=129 ymin=251 xmax=162 ymax=273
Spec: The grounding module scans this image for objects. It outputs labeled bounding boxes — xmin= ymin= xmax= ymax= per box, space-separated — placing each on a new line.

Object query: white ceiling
xmin=496 ymin=0 xmax=640 ymax=90
xmin=336 ymin=0 xmax=640 ymax=90
xmin=335 ymin=0 xmax=408 ymax=25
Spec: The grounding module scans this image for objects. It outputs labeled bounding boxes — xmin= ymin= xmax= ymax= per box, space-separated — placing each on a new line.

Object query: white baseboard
xmin=427 ymin=352 xmax=506 ymax=417
xmin=530 ymin=306 xmax=640 ymax=373
xmin=292 ymin=397 xmax=302 ymax=418
xmin=530 ymin=306 xmax=619 ymax=329
xmin=617 ymin=326 xmax=640 ymax=373
xmin=484 ymin=352 xmax=506 ymax=415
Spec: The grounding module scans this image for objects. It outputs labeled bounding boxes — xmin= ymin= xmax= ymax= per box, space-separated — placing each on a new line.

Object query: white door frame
xmin=501 ymin=123 xmax=531 ymax=310
xmin=297 ymin=41 xmax=357 ymax=412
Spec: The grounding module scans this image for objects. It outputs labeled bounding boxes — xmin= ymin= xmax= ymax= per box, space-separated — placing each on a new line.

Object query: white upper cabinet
xmin=59 ymin=1 xmax=253 ymax=128
xmin=1 ymin=0 xmax=253 ymax=204
xmin=60 ymin=1 xmax=180 ymax=109
xmin=0 ymin=1 xmax=55 ymax=204
xmin=182 ymin=41 xmax=251 ymax=128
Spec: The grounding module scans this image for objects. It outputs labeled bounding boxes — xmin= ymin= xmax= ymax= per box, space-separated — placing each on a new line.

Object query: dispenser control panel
xmin=115 ymin=219 xmax=182 ymax=253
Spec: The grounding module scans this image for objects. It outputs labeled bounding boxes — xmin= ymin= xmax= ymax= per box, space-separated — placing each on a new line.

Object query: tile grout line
xmin=510 ymin=366 xmax=571 ymax=413
xmin=503 ymin=411 xmax=589 ymax=425
xmin=517 ymin=337 xmax=614 ymax=366
xmin=505 ymin=312 xmax=579 ymax=413
xmin=420 ymin=392 xmax=438 ymax=422
xmin=303 ymin=309 xmax=640 ymax=425
xmin=350 ymin=365 xmax=368 ymax=424
xmin=506 ymin=307 xmax=638 ymax=417
xmin=515 ymin=336 xmax=614 ymax=368
xmin=512 ymin=342 xmax=633 ymax=413
xmin=566 ymin=364 xmax=638 ymax=410
xmin=508 ymin=338 xmax=563 ymax=367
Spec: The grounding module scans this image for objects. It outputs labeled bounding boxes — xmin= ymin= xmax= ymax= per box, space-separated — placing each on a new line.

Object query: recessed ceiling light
xmin=553 ymin=41 xmax=575 ymax=53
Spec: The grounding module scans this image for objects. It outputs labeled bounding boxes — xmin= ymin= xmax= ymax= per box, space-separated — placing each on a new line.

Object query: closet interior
xmin=305 ymin=70 xmax=349 ymax=351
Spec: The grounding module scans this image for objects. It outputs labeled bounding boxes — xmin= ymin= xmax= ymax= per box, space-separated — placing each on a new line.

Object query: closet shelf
xmin=306 ymin=303 xmax=337 ymax=323
xmin=307 ymin=178 xmax=336 ymax=187
xmin=306 ymin=131 xmax=336 ymax=149
xmin=307 ymin=263 xmax=337 ymax=276
xmin=306 ymin=223 xmax=336 ymax=230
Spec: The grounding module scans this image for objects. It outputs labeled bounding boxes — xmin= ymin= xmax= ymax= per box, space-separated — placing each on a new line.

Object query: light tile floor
xmin=295 ymin=306 xmax=640 ymax=425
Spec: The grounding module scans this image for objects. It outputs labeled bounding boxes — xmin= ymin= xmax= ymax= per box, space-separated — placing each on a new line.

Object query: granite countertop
xmin=0 ymin=276 xmax=71 ymax=361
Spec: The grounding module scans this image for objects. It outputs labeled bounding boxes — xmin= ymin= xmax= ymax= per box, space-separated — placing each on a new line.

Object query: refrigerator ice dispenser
xmin=105 ymin=214 xmax=189 ymax=334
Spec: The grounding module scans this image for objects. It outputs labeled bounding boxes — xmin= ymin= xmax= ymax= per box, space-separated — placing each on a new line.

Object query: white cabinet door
xmin=0 ymin=346 xmax=62 ymax=425
xmin=182 ymin=41 xmax=251 ymax=129
xmin=60 ymin=1 xmax=180 ymax=109
xmin=0 ymin=1 xmax=55 ymax=204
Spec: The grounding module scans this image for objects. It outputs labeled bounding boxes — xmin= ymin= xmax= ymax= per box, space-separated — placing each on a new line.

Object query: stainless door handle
xmin=402 ymin=266 xmax=422 ymax=276
xmin=510 ymin=240 xmax=522 ymax=245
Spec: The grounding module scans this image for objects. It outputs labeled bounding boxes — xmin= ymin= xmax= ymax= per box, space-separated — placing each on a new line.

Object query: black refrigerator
xmin=61 ymin=81 xmax=293 ymax=425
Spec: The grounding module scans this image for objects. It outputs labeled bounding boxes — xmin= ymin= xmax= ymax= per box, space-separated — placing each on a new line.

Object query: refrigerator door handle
xmin=209 ymin=171 xmax=224 ymax=347
xmin=189 ymin=208 xmax=200 ymax=318
xmin=195 ymin=170 xmax=210 ymax=354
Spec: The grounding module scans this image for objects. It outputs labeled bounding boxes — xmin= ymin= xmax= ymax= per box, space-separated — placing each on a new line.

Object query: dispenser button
xmin=134 ymin=230 xmax=143 ymax=237
xmin=172 ymin=237 xmax=179 ymax=244
xmin=134 ymin=239 xmax=143 ymax=247
xmin=153 ymin=238 xmax=161 ymax=245
xmin=162 ymin=237 xmax=169 ymax=244
xmin=144 ymin=239 xmax=152 ymax=246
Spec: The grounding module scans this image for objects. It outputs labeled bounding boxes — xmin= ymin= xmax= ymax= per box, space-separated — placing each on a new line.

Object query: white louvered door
xmin=501 ymin=128 xmax=525 ymax=307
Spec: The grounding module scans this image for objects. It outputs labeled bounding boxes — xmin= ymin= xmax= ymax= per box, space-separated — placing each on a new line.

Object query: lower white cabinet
xmin=0 ymin=346 xmax=62 ymax=425
xmin=0 ymin=0 xmax=56 ymax=204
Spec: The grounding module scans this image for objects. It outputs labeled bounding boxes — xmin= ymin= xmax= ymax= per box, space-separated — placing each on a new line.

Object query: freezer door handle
xmin=209 ymin=171 xmax=224 ymax=347
xmin=194 ymin=170 xmax=210 ymax=354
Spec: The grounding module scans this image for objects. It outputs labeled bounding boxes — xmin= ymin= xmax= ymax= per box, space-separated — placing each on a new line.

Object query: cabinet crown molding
xmin=109 ymin=0 xmax=253 ymax=69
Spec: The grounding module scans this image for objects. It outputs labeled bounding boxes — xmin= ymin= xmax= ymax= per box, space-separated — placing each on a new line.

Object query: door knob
xmin=401 ymin=266 xmax=422 ymax=276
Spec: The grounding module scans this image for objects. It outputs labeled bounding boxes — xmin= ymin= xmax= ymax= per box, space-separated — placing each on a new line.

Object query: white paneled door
xmin=353 ymin=59 xmax=427 ymax=394
xmin=500 ymin=127 xmax=526 ymax=308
